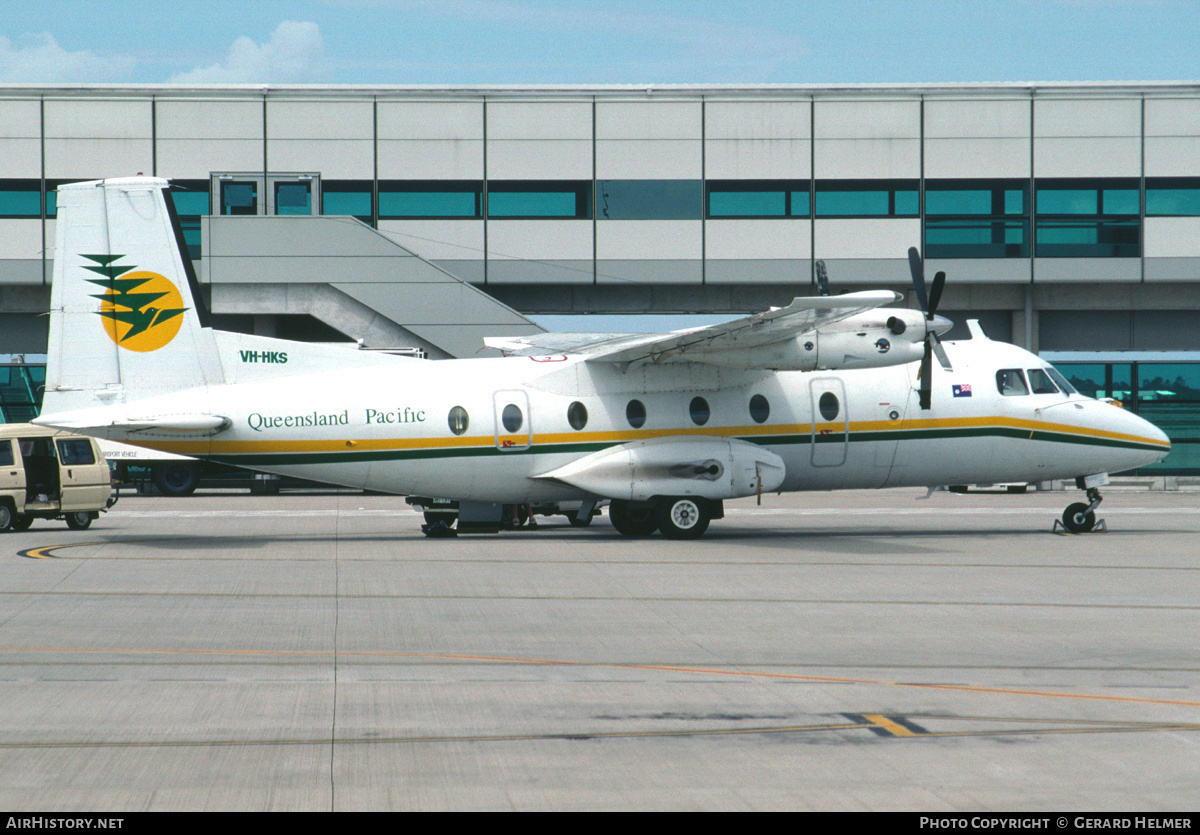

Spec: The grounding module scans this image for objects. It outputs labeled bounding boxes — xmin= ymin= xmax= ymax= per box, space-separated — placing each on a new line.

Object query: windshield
xmin=1043 ymin=365 xmax=1077 ymax=396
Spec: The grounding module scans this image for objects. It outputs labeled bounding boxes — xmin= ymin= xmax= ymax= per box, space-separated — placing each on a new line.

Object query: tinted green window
xmin=1035 ymin=219 xmax=1139 ymax=257
xmin=274 ymin=182 xmax=312 ymax=215
xmin=170 ymin=190 xmax=210 ymax=216
xmin=709 ymin=190 xmax=786 ymax=217
xmin=378 ymin=182 xmax=481 ymax=219
xmin=1060 ymin=364 xmax=1106 ymax=398
xmin=598 ymin=180 xmax=701 ymax=220
xmin=1138 ymin=364 xmax=1200 ymax=401
xmin=706 ymin=181 xmax=810 ymax=218
xmin=925 ymin=220 xmax=1028 ymax=258
xmin=1102 ymin=189 xmax=1139 ymax=215
xmin=488 ymin=181 xmax=590 ymax=218
xmin=1146 ymin=179 xmax=1200 ymax=216
xmin=814 ymin=181 xmax=919 ymax=217
xmin=0 ymin=180 xmax=42 ymax=217
xmin=322 ymin=181 xmax=373 ymax=221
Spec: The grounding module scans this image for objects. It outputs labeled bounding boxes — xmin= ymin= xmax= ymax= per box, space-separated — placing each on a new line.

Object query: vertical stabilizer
xmin=44 ymin=178 xmax=223 ymax=415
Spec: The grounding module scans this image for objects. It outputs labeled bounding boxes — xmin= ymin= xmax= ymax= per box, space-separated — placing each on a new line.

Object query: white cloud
xmin=169 ymin=21 xmax=327 ymax=84
xmin=0 ymin=32 xmax=136 ymax=82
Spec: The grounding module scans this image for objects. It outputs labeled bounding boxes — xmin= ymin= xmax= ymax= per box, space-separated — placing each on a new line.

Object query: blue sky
xmin=1 ymin=0 xmax=1197 ymax=85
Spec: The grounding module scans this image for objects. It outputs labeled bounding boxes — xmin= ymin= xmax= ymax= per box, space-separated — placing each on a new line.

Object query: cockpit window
xmin=1026 ymin=368 xmax=1060 ymax=395
xmin=996 ymin=369 xmax=1029 ymax=396
xmin=1043 ymin=366 xmax=1077 ymax=396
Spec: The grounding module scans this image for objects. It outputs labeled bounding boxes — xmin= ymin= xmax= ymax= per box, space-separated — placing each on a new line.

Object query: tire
xmin=154 ymin=462 xmax=199 ymax=497
xmin=1062 ymin=502 xmax=1096 ymax=534
xmin=609 ymin=500 xmax=658 ymax=536
xmin=566 ymin=510 xmax=593 ymax=527
xmin=655 ymin=497 xmax=710 ymax=540
xmin=0 ymin=503 xmax=12 ymax=532
xmin=65 ymin=511 xmax=93 ymax=530
xmin=11 ymin=515 xmax=34 ymax=532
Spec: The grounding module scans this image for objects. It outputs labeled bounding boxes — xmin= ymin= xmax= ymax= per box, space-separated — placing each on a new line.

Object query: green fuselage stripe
xmin=207 ymin=424 xmax=1163 ymax=467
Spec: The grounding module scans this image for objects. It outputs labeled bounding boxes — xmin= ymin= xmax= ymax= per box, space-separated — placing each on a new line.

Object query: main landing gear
xmin=609 ymin=497 xmax=719 ymax=540
xmin=1057 ymin=485 xmax=1106 ymax=534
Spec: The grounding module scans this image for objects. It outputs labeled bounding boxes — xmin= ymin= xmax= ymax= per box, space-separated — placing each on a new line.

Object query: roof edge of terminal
xmin=3 ymin=81 xmax=1200 ymax=99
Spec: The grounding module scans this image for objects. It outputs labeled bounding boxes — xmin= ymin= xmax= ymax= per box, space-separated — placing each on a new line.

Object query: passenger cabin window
xmin=448 ymin=406 xmax=469 ymax=435
xmin=626 ymin=399 xmax=646 ymax=429
xmin=1026 ymin=368 xmax=1060 ymax=395
xmin=749 ymin=394 xmax=770 ymax=424
xmin=818 ymin=392 xmax=840 ymax=421
xmin=567 ymin=401 xmax=588 ymax=430
xmin=56 ymin=439 xmax=95 ymax=466
xmin=996 ymin=369 xmax=1029 ymax=396
xmin=501 ymin=404 xmax=524 ymax=433
xmin=689 ymin=397 xmax=711 ymax=426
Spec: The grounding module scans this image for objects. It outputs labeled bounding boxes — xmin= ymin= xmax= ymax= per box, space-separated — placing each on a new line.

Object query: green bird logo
xmin=82 ymin=254 xmax=187 ymax=352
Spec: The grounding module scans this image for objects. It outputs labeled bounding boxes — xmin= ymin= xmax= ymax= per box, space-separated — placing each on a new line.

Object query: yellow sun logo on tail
xmin=83 ymin=255 xmax=187 ymax=352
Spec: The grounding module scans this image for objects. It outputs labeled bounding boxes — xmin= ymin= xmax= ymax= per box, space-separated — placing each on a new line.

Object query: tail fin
xmin=44 ymin=177 xmax=223 ymax=416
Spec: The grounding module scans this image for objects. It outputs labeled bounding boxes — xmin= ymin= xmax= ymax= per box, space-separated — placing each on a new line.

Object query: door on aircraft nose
xmin=810 ymin=378 xmax=848 ymax=466
xmin=493 ymin=391 xmax=532 ymax=451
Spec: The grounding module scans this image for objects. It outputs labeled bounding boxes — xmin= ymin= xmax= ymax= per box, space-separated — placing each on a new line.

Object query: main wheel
xmin=609 ymin=500 xmax=658 ymax=536
xmin=656 ymin=497 xmax=710 ymax=540
xmin=154 ymin=462 xmax=199 ymax=497
xmin=566 ymin=509 xmax=593 ymax=527
xmin=65 ymin=512 xmax=93 ymax=530
xmin=1062 ymin=502 xmax=1096 ymax=533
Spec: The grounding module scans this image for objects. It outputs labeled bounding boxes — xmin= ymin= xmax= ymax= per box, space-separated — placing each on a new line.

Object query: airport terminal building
xmin=1 ymin=82 xmax=1198 ymax=471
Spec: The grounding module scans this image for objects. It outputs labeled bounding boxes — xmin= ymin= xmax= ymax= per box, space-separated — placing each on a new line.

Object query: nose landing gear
xmin=1056 ymin=486 xmax=1107 ymax=534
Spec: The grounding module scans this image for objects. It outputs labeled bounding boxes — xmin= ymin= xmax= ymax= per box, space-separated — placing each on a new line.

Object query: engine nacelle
xmin=706 ymin=308 xmax=928 ymax=371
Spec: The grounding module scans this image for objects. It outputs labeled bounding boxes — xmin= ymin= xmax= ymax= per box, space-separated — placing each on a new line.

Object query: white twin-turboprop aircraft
xmin=35 ymin=177 xmax=1170 ymax=538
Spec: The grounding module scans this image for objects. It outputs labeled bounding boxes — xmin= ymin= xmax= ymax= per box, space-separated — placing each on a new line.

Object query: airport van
xmin=0 ymin=424 xmax=116 ymax=531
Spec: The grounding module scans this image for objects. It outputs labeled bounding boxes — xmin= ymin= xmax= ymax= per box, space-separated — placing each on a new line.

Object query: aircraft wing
xmin=485 ymin=290 xmax=902 ymax=366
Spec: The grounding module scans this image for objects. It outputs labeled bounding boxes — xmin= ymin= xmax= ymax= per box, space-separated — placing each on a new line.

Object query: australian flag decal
xmin=952 ymin=384 xmax=973 ymax=397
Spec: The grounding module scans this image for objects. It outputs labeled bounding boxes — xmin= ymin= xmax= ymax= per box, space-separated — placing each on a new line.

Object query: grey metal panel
xmin=0 ymin=260 xmax=44 ymax=285
xmin=1145 ymin=258 xmax=1200 ymax=282
xmin=332 ymin=282 xmax=540 ymax=328
xmin=486 ymin=260 xmax=594 ymax=284
xmin=925 ymin=259 xmax=1031 ymax=284
xmin=207 ymin=216 xmax=416 ymax=259
xmin=1033 ymin=259 xmax=1141 ymax=283
xmin=595 ymin=260 xmax=702 ymax=285
xmin=704 ymin=260 xmax=809 ymax=284
xmin=1132 ymin=310 xmax=1200 ymax=350
xmin=811 ymin=258 xmax=914 ymax=286
xmin=0 ymin=312 xmax=48 ymax=353
xmin=1039 ymin=310 xmax=1133 ymax=351
xmin=431 ymin=260 xmax=486 ymax=284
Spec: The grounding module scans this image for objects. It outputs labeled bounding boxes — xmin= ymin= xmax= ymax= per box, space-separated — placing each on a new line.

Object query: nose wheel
xmin=1056 ymin=486 xmax=1107 ymax=534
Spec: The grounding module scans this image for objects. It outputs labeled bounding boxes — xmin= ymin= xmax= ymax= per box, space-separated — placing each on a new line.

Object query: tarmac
xmin=1 ymin=485 xmax=1198 ymax=811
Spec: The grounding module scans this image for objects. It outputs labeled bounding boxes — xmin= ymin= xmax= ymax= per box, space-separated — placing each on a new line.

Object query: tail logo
xmin=82 ymin=254 xmax=187 ymax=352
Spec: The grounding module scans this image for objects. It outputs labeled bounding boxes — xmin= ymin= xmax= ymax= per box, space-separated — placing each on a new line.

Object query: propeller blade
xmin=907 ymin=247 xmax=928 ymax=313
xmin=918 ymin=345 xmax=933 ymax=410
xmin=815 ymin=260 xmax=830 ymax=296
xmin=931 ymin=333 xmax=952 ymax=371
xmin=928 ymin=270 xmax=946 ymax=317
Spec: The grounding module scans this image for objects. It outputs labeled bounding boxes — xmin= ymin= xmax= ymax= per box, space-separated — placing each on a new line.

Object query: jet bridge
xmin=200 ymin=214 xmax=544 ymax=359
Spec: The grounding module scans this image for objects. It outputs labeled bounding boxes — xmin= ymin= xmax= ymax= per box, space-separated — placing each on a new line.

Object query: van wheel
xmin=0 ymin=503 xmax=12 ymax=531
xmin=154 ymin=462 xmax=199 ymax=497
xmin=65 ymin=512 xmax=93 ymax=530
xmin=11 ymin=515 xmax=34 ymax=532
